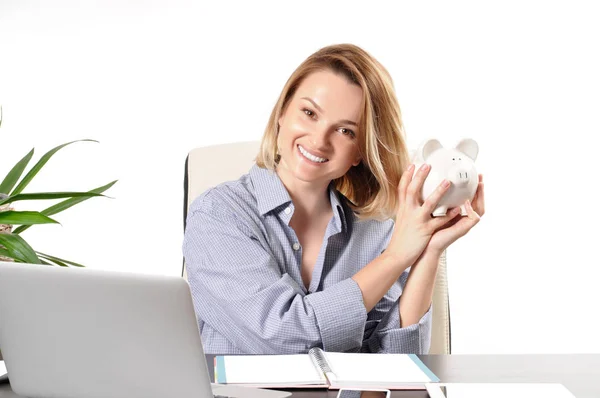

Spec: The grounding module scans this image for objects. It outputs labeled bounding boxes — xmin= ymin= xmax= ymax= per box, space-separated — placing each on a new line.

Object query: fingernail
xmin=407 ymin=164 xmax=415 ymax=172
xmin=442 ymin=179 xmax=450 ymax=188
xmin=420 ymin=163 xmax=429 ymax=171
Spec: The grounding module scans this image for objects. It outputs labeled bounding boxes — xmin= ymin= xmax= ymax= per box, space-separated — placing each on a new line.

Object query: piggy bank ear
xmin=418 ymin=139 xmax=443 ymax=161
xmin=455 ymin=138 xmax=479 ymax=161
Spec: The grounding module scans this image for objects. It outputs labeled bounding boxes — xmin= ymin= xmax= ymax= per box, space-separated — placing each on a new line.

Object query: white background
xmin=1 ymin=0 xmax=599 ymax=354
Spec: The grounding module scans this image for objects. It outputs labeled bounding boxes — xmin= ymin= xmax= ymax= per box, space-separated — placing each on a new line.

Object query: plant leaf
xmin=0 ymin=234 xmax=41 ymax=264
xmin=0 ymin=246 xmax=15 ymax=260
xmin=0 ymin=148 xmax=35 ymax=195
xmin=37 ymin=254 xmax=68 ymax=267
xmin=0 ymin=210 xmax=59 ymax=225
xmin=10 ymin=139 xmax=98 ymax=196
xmin=36 ymin=251 xmax=84 ymax=267
xmin=12 ymin=180 xmax=117 ymax=234
xmin=0 ymin=191 xmax=106 ymax=207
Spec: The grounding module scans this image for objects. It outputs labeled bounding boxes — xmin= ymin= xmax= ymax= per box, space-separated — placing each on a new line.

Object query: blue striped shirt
xmin=183 ymin=164 xmax=432 ymax=354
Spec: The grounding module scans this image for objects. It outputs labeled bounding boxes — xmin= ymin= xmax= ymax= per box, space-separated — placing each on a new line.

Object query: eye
xmin=302 ymin=108 xmax=316 ymax=118
xmin=452 ymin=158 xmax=455 ymax=160
xmin=338 ymin=127 xmax=356 ymax=138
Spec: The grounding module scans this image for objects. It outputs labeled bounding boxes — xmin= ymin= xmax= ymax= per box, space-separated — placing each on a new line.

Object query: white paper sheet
xmin=324 ymin=352 xmax=433 ymax=385
xmin=425 ymin=383 xmax=576 ymax=398
xmin=0 ymin=360 xmax=7 ymax=380
xmin=221 ymin=354 xmax=326 ymax=385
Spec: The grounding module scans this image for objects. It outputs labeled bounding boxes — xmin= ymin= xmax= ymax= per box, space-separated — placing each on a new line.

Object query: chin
xmin=291 ymin=168 xmax=327 ymax=183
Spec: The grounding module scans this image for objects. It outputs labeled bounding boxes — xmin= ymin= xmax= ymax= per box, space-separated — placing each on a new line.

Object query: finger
xmin=470 ymin=183 xmax=481 ymax=214
xmin=442 ymin=201 xmax=480 ymax=238
xmin=464 ymin=199 xmax=481 ymax=224
xmin=406 ymin=163 xmax=430 ymax=205
xmin=422 ymin=179 xmax=452 ymax=216
xmin=430 ymin=206 xmax=461 ymax=230
xmin=439 ymin=214 xmax=461 ymax=231
xmin=397 ymin=164 xmax=415 ymax=205
xmin=471 ymin=183 xmax=479 ymax=202
xmin=474 ymin=181 xmax=485 ymax=217
xmin=457 ymin=200 xmax=481 ymax=235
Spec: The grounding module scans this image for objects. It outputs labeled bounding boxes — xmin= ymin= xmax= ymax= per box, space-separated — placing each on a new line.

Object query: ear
xmin=455 ymin=138 xmax=479 ymax=161
xmin=351 ymin=148 xmax=362 ymax=167
xmin=419 ymin=139 xmax=443 ymax=161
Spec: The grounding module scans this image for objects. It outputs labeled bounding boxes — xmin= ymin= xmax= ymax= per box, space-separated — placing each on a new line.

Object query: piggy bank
xmin=412 ymin=138 xmax=479 ymax=217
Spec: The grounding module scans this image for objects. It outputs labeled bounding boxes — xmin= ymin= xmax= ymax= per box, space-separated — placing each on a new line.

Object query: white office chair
xmin=182 ymin=141 xmax=451 ymax=354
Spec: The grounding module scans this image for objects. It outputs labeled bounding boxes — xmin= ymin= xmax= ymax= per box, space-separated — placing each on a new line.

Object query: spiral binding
xmin=308 ymin=347 xmax=332 ymax=374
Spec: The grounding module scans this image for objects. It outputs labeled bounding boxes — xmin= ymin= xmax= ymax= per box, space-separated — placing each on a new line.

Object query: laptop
xmin=0 ymin=261 xmax=289 ymax=398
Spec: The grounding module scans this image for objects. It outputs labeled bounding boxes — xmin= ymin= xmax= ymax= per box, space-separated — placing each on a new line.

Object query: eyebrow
xmin=300 ymin=97 xmax=358 ymax=127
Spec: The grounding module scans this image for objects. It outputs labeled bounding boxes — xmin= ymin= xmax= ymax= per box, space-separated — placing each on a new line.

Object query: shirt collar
xmin=249 ymin=164 xmax=348 ymax=232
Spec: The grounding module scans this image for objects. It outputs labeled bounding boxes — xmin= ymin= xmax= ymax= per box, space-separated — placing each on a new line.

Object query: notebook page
xmin=324 ymin=353 xmax=433 ymax=384
xmin=220 ymin=354 xmax=327 ymax=385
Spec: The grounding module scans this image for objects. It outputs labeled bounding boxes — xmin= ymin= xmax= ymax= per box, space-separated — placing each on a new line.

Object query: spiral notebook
xmin=214 ymin=348 xmax=439 ymax=390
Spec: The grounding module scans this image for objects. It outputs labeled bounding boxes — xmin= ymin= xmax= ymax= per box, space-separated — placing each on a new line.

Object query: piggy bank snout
xmin=448 ymin=167 xmax=472 ymax=187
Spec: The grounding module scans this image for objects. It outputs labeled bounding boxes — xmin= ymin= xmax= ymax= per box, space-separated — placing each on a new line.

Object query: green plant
xmin=0 ymin=106 xmax=117 ymax=266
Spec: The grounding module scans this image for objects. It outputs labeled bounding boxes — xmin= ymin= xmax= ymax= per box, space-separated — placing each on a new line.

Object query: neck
xmin=275 ymin=168 xmax=332 ymax=219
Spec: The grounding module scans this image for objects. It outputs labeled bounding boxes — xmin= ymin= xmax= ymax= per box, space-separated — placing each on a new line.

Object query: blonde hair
xmin=256 ymin=43 xmax=409 ymax=221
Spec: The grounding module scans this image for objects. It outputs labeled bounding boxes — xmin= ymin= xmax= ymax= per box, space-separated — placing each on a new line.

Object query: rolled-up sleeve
xmin=361 ymin=269 xmax=432 ymax=354
xmin=183 ymin=197 xmax=368 ymax=354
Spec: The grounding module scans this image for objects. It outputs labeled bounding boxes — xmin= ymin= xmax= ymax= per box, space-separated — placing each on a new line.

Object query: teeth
xmin=299 ymin=145 xmax=328 ymax=163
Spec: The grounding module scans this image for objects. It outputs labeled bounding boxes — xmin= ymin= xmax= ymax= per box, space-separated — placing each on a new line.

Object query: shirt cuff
xmin=366 ymin=301 xmax=432 ymax=354
xmin=304 ymin=278 xmax=367 ymax=352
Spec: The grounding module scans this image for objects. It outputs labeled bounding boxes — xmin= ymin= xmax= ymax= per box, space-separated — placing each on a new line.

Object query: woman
xmin=183 ymin=43 xmax=484 ymax=355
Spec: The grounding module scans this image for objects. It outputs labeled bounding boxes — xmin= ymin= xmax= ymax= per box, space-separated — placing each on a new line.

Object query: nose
xmin=310 ymin=124 xmax=331 ymax=150
xmin=451 ymin=168 xmax=470 ymax=186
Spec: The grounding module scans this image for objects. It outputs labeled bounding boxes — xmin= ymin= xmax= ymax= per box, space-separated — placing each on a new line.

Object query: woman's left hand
xmin=426 ymin=174 xmax=485 ymax=255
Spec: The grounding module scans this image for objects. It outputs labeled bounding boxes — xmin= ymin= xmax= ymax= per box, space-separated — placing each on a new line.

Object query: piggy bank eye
xmin=459 ymin=157 xmax=462 ymax=160
xmin=452 ymin=158 xmax=455 ymax=160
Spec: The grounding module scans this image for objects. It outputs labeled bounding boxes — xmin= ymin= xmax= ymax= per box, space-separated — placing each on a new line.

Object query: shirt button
xmin=284 ymin=207 xmax=291 ymax=215
xmin=292 ymin=242 xmax=301 ymax=251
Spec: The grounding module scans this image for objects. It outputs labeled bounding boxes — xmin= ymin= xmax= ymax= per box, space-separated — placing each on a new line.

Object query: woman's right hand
xmin=384 ymin=163 xmax=460 ymax=269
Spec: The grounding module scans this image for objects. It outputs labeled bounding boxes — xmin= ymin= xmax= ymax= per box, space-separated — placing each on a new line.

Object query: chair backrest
xmin=182 ymin=141 xmax=451 ymax=354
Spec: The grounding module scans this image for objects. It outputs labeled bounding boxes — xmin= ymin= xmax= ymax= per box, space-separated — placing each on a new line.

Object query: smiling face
xmin=276 ymin=69 xmax=363 ymax=190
